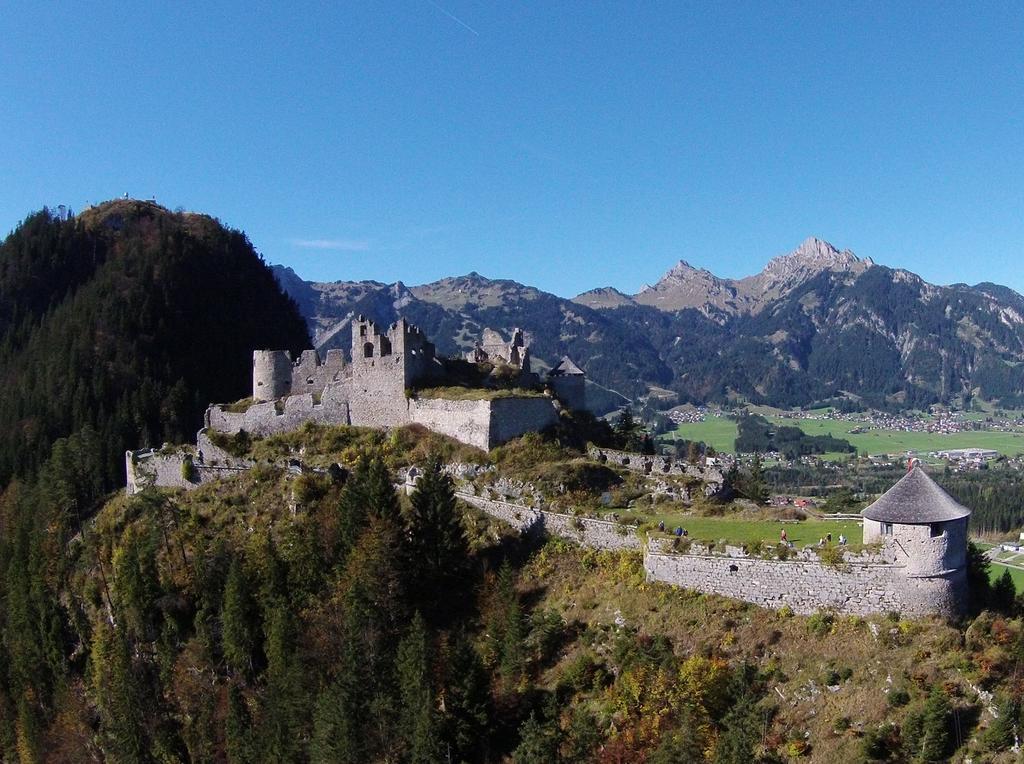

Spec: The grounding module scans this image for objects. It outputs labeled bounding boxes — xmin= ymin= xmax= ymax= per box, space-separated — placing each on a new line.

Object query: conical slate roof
xmin=549 ymin=356 xmax=584 ymax=376
xmin=862 ymin=466 xmax=971 ymax=524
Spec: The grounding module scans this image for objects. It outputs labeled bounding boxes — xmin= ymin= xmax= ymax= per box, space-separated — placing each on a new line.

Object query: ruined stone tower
xmin=861 ymin=465 xmax=970 ymax=615
xmin=349 ymin=316 xmax=438 ymax=427
xmin=252 ymin=350 xmax=293 ymax=401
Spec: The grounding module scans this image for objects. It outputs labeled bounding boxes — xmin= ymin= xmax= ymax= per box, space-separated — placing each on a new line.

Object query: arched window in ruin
xmin=363 ymin=342 xmax=374 ymax=358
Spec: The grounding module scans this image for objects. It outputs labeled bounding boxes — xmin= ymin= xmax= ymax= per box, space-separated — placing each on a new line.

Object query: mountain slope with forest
xmin=0 ymin=199 xmax=311 ymax=489
xmin=274 ymin=238 xmax=1024 ymax=411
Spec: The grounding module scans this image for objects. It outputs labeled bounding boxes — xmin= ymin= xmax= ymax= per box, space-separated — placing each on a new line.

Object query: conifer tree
xmin=259 ymin=605 xmax=306 ymax=762
xmin=441 ymin=632 xmax=490 ymax=763
xmin=396 ymin=613 xmax=441 ymax=764
xmin=406 ymin=458 xmax=469 ymax=617
xmin=918 ymin=685 xmax=953 ymax=762
xmin=992 ymin=568 xmax=1016 ymax=614
xmin=512 ymin=712 xmax=558 ymax=764
xmin=221 ymin=555 xmax=259 ymax=676
xmin=90 ymin=622 xmax=146 ymax=761
xmin=225 ymin=685 xmax=255 ymax=764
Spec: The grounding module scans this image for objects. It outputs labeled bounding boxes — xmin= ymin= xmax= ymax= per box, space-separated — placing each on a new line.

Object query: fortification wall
xmin=290 ymin=349 xmax=345 ymax=397
xmin=642 ymin=541 xmax=963 ymax=617
xmin=253 ymin=350 xmax=293 ymax=401
xmin=126 ymin=450 xmax=250 ymax=495
xmin=890 ymin=519 xmax=968 ymax=576
xmin=488 ymin=397 xmax=559 ymax=448
xmin=588 ymin=447 xmax=725 ymax=495
xmin=455 ymin=492 xmax=641 ymax=551
xmin=410 ymin=399 xmax=492 ymax=451
xmin=206 ymin=386 xmax=350 ymax=437
xmin=457 ymin=490 xmax=962 ymax=617
xmin=349 ymin=353 xmax=410 ymax=428
xmin=551 ymin=375 xmax=585 ymax=411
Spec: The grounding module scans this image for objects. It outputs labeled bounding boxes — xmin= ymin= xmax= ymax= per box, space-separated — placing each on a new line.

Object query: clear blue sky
xmin=1 ymin=2 xmax=1021 ymax=297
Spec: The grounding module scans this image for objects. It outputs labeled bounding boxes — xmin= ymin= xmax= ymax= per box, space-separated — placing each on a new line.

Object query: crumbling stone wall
xmin=457 ymin=491 xmax=963 ymax=617
xmin=488 ymin=397 xmax=559 ymax=448
xmin=455 ymin=492 xmax=641 ymax=551
xmin=206 ymin=387 xmax=351 ymax=437
xmin=588 ymin=447 xmax=725 ymax=496
xmin=126 ymin=449 xmax=251 ymax=494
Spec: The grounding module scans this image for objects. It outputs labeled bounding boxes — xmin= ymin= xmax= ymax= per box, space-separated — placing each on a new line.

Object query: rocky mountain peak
xmin=761 ymin=237 xmax=867 ymax=280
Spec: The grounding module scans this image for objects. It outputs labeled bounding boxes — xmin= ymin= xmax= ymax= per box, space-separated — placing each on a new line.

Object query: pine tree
xmin=396 ymin=613 xmax=441 ymax=764
xmin=221 ymin=555 xmax=259 ymax=676
xmin=917 ymin=685 xmax=952 ymax=762
xmin=224 ymin=685 xmax=255 ymax=764
xmin=405 ymin=459 xmax=469 ymax=619
xmin=309 ymin=678 xmax=362 ymax=764
xmin=259 ymin=605 xmax=306 ymax=762
xmin=90 ymin=622 xmax=146 ymax=761
xmin=441 ymin=632 xmax=490 ymax=763
xmin=512 ymin=712 xmax=558 ymax=764
xmin=992 ymin=568 xmax=1016 ymax=613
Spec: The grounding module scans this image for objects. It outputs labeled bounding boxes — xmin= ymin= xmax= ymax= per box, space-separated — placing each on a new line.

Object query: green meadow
xmin=661 ymin=412 xmax=1024 ymax=457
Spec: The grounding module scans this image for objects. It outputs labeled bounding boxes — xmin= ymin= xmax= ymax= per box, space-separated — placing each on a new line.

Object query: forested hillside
xmin=4 ymin=422 xmax=1024 ymax=762
xmin=0 ymin=200 xmax=310 ymax=488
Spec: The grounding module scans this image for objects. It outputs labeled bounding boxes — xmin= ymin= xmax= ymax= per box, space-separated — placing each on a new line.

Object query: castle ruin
xmin=130 ymin=317 xmax=587 ymax=492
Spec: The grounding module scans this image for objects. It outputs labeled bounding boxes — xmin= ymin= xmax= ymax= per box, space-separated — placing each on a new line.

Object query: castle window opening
xmin=306 ymin=377 xmax=314 ymax=385
xmin=882 ymin=522 xmax=893 ymax=535
xmin=360 ymin=325 xmax=367 ymax=337
xmin=930 ymin=523 xmax=943 ymax=537
xmin=380 ymin=337 xmax=392 ymax=356
xmin=363 ymin=342 xmax=374 ymax=358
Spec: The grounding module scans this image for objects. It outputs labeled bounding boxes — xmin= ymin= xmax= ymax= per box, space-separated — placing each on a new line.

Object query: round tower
xmin=862 ymin=465 xmax=971 ymax=616
xmin=252 ymin=350 xmax=293 ymax=401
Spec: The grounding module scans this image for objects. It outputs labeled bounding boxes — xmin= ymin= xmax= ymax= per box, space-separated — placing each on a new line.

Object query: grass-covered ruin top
xmin=413 ymin=385 xmax=548 ymax=401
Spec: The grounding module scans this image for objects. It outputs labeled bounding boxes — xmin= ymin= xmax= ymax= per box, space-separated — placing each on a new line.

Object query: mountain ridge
xmin=272 ymin=239 xmax=1024 ymax=411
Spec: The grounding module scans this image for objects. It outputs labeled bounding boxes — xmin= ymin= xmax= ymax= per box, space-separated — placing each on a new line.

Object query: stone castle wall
xmin=588 ymin=447 xmax=726 ymax=496
xmin=206 ymin=387 xmax=351 ymax=437
xmin=455 ymin=492 xmax=641 ymax=551
xmin=410 ymin=399 xmax=493 ymax=451
xmin=126 ymin=449 xmax=251 ymax=494
xmin=643 ymin=541 xmax=965 ymax=617
xmin=457 ymin=492 xmax=963 ymax=617
xmin=488 ymin=397 xmax=560 ymax=448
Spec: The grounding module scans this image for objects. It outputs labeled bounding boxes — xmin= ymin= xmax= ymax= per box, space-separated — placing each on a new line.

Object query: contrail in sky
xmin=426 ymin=0 xmax=480 ymax=36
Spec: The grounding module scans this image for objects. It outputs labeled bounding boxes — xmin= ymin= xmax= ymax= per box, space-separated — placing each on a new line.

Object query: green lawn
xmin=990 ymin=562 xmax=1024 ymax=591
xmin=621 ymin=511 xmax=862 ymax=548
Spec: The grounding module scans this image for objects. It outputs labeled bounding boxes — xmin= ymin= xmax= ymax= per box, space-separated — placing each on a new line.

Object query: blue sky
xmin=1 ymin=2 xmax=1021 ymax=297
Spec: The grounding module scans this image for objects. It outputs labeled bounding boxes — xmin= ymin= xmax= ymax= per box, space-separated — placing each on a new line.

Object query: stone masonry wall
xmin=488 ymin=397 xmax=559 ymax=449
xmin=126 ymin=450 xmax=250 ymax=494
xmin=458 ymin=491 xmax=962 ymax=617
xmin=455 ymin=492 xmax=641 ymax=551
xmin=206 ymin=386 xmax=350 ymax=437
xmin=409 ymin=399 xmax=493 ymax=451
xmin=588 ymin=447 xmax=725 ymax=496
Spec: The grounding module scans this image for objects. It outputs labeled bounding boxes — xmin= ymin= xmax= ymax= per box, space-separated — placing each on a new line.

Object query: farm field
xmin=770 ymin=416 xmax=1024 ymax=458
xmin=661 ymin=412 xmax=1024 ymax=457
xmin=659 ymin=416 xmax=738 ymax=453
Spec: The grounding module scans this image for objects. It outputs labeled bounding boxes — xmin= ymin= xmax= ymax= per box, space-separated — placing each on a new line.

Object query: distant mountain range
xmin=273 ymin=237 xmax=1024 ymax=412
